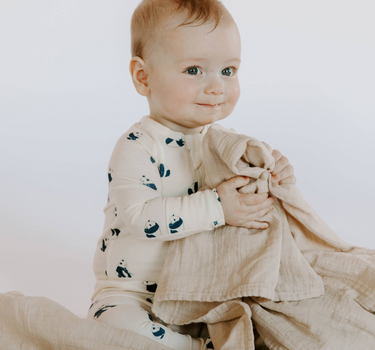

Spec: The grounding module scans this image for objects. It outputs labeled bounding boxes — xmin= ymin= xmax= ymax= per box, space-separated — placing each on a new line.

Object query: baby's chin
xmin=195 ymin=108 xmax=229 ymax=125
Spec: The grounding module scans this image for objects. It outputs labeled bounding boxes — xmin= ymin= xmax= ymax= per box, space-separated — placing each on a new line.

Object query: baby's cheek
xmin=167 ymin=84 xmax=196 ymax=109
xmin=225 ymin=82 xmax=240 ymax=113
xmin=229 ymin=81 xmax=241 ymax=104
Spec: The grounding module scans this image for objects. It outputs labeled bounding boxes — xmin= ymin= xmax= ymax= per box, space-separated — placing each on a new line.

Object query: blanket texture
xmin=0 ymin=291 xmax=173 ymax=350
xmin=152 ymin=125 xmax=375 ymax=349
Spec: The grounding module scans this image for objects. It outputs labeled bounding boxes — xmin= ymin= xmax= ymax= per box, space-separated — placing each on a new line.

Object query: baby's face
xmin=144 ymin=15 xmax=241 ymax=134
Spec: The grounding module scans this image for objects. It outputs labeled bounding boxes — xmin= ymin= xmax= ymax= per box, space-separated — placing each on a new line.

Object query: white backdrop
xmin=1 ymin=0 xmax=374 ymax=318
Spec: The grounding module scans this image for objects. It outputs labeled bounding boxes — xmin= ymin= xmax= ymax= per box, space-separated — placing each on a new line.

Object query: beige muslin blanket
xmin=0 ymin=291 xmax=173 ymax=350
xmin=152 ymin=125 xmax=375 ymax=349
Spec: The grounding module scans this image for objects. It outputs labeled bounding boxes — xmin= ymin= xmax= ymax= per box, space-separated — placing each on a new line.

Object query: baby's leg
xmin=87 ymin=296 xmax=210 ymax=350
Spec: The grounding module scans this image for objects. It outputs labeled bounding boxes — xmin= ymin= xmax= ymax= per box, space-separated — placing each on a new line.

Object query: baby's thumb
xmin=227 ymin=176 xmax=250 ymax=190
xmin=247 ymin=220 xmax=269 ymax=230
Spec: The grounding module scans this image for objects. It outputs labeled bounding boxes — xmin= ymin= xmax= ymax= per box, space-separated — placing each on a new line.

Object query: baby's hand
xmin=217 ymin=176 xmax=274 ymax=229
xmin=271 ymin=149 xmax=296 ymax=185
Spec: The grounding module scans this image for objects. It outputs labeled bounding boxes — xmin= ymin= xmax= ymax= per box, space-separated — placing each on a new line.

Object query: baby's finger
xmin=245 ymin=197 xmax=274 ymax=215
xmin=279 ymin=175 xmax=297 ymax=185
xmin=271 ymin=155 xmax=289 ymax=176
xmin=271 ymin=164 xmax=294 ymax=183
xmin=226 ymin=176 xmax=250 ymax=190
xmin=241 ymin=192 xmax=269 ymax=206
xmin=244 ymin=220 xmax=269 ymax=230
xmin=244 ymin=207 xmax=272 ymax=225
xmin=271 ymin=149 xmax=283 ymax=163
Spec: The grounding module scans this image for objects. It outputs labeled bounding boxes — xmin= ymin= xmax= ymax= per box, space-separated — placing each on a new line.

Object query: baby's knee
xmin=88 ymin=301 xmax=145 ymax=330
xmin=88 ymin=299 xmax=206 ymax=350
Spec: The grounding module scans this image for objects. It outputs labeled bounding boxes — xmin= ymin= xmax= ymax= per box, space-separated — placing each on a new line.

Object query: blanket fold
xmin=0 ymin=291 xmax=173 ymax=350
xmin=152 ymin=125 xmax=375 ymax=350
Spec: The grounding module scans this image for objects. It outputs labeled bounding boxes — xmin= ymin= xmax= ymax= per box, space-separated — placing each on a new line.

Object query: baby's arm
xmin=108 ymin=130 xmax=225 ymax=241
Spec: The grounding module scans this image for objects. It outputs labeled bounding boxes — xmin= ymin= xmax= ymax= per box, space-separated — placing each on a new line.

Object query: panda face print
xmin=141 ymin=176 xmax=157 ymax=191
xmin=165 ymin=137 xmax=185 ymax=148
xmin=168 ymin=215 xmax=184 ymax=234
xmin=188 ymin=182 xmax=198 ymax=195
xmin=116 ymin=259 xmax=133 ymax=278
xmin=127 ymin=131 xmax=143 ymax=140
xmin=101 ymin=238 xmax=109 ymax=252
xmin=113 ymin=207 xmax=117 ymax=217
xmin=108 ymin=167 xmax=113 ymax=183
xmin=159 ymin=163 xmax=171 ymax=178
xmin=151 ymin=325 xmax=166 ymax=339
xmin=144 ymin=220 xmax=161 ymax=238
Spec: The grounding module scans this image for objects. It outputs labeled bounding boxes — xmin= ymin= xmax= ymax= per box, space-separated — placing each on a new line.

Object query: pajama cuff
xmin=210 ymin=188 xmax=225 ymax=229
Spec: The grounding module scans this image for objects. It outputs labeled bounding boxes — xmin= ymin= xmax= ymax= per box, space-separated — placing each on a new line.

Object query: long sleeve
xmin=108 ymin=126 xmax=225 ymax=242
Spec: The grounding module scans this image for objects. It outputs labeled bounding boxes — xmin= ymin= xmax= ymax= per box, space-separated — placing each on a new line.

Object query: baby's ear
xmin=129 ymin=57 xmax=149 ymax=96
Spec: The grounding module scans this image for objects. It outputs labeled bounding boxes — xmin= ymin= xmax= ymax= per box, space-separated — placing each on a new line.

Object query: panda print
xmin=159 ymin=163 xmax=171 ymax=178
xmin=101 ymin=238 xmax=110 ymax=252
xmin=127 ymin=131 xmax=143 ymax=140
xmin=113 ymin=207 xmax=117 ymax=217
xmin=151 ymin=325 xmax=166 ymax=339
xmin=213 ymin=189 xmax=221 ymax=202
xmin=165 ymin=137 xmax=185 ymax=148
xmin=116 ymin=259 xmax=133 ymax=278
xmin=141 ymin=175 xmax=157 ymax=191
xmin=168 ymin=215 xmax=184 ymax=234
xmin=108 ymin=167 xmax=113 ymax=183
xmin=213 ymin=221 xmax=219 ymax=227
xmin=111 ymin=228 xmax=121 ymax=239
xmin=94 ymin=304 xmax=117 ymax=318
xmin=144 ymin=220 xmax=162 ymax=238
xmin=144 ymin=281 xmax=158 ymax=293
xmin=188 ymin=182 xmax=198 ymax=195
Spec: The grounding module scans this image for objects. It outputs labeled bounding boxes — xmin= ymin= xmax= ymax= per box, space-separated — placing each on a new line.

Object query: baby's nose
xmin=204 ymin=74 xmax=224 ymax=95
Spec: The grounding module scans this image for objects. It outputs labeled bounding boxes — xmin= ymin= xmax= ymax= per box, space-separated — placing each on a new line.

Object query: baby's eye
xmin=185 ymin=66 xmax=202 ymax=75
xmin=222 ymin=67 xmax=234 ymax=76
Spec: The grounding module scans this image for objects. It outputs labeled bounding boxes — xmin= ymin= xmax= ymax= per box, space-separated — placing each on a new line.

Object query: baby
xmin=87 ymin=0 xmax=296 ymax=349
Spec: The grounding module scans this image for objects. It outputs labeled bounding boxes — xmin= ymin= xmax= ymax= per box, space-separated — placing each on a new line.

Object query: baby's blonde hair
xmin=131 ymin=0 xmax=227 ymax=59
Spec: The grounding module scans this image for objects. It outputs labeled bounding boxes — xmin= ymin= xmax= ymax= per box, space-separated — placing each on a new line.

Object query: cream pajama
xmin=88 ymin=116 xmax=224 ymax=349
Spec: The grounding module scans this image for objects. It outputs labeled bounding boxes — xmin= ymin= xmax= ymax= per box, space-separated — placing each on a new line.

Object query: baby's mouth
xmin=197 ymin=103 xmax=221 ymax=109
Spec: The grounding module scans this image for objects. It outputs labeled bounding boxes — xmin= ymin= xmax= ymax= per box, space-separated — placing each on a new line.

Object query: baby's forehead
xmin=140 ymin=13 xmax=180 ymax=58
xmin=154 ymin=13 xmax=194 ymax=38
xmin=143 ymin=11 xmax=240 ymax=64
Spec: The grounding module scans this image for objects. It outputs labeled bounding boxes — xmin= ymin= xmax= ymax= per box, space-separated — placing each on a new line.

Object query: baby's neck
xmin=149 ymin=115 xmax=205 ymax=135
